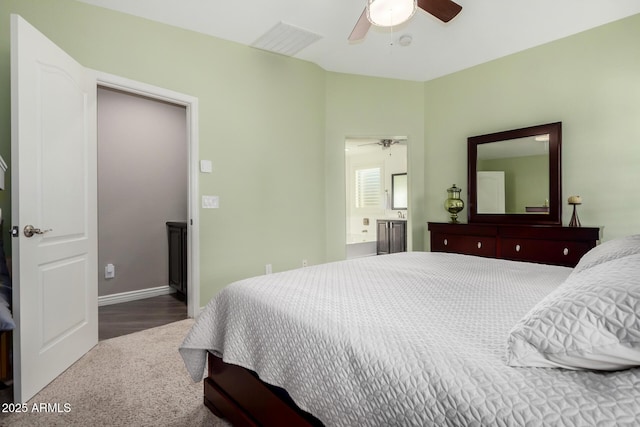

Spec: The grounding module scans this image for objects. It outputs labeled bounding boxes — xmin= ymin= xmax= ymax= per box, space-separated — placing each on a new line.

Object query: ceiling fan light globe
xmin=366 ymin=0 xmax=417 ymax=27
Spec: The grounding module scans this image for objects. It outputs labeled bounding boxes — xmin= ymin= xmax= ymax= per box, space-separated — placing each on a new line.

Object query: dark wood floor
xmin=99 ymin=293 xmax=188 ymax=340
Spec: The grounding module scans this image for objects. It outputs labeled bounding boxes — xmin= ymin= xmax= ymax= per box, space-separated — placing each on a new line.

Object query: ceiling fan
xmin=349 ymin=0 xmax=463 ymax=42
xmin=358 ymin=138 xmax=405 ymax=149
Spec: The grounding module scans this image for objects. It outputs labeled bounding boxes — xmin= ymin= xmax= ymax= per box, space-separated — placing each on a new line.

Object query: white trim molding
xmin=98 ymin=286 xmax=176 ymax=307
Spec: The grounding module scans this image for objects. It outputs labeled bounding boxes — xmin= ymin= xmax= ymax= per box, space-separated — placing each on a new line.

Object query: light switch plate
xmin=202 ymin=195 xmax=219 ymax=209
xmin=200 ymin=160 xmax=213 ymax=173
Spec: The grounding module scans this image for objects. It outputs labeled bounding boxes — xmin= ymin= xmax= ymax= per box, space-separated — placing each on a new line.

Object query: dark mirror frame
xmin=391 ymin=173 xmax=408 ymax=210
xmin=467 ymin=122 xmax=562 ymax=225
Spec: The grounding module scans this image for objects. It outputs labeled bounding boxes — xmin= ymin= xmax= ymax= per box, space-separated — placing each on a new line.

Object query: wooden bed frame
xmin=0 ymin=331 xmax=11 ymax=383
xmin=204 ymin=352 xmax=323 ymax=426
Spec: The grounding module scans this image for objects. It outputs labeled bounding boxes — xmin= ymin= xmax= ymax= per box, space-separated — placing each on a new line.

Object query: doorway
xmin=95 ymin=72 xmax=200 ymax=320
xmin=344 ymin=136 xmax=409 ymax=259
xmin=96 ymin=86 xmax=188 ymax=339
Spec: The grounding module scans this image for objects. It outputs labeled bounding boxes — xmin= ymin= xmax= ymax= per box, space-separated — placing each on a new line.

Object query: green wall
xmin=0 ymin=0 xmax=327 ymax=304
xmin=324 ymin=72 xmax=425 ymax=261
xmin=1 ymin=0 xmax=638 ymax=306
xmin=424 ymin=13 xmax=640 ymax=243
xmin=479 ymin=155 xmax=549 ymax=213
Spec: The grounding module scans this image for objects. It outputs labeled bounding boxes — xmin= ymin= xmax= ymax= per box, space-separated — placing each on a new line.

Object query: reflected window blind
xmin=355 ymin=167 xmax=381 ymax=208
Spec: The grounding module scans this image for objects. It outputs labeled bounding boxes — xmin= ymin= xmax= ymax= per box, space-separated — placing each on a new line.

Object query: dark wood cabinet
xmin=377 ymin=220 xmax=407 ymax=255
xmin=167 ymin=221 xmax=187 ymax=298
xmin=428 ymin=222 xmax=600 ymax=267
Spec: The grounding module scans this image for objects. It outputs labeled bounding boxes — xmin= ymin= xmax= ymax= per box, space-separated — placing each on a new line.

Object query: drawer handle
xmin=515 ymin=244 xmax=521 ymax=252
xmin=477 ymin=241 xmax=482 ymax=249
xmin=563 ymin=248 xmax=569 ymax=256
xmin=444 ymin=238 xmax=448 ymax=246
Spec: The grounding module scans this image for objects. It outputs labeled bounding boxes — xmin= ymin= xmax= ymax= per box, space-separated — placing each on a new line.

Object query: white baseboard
xmin=98 ymin=285 xmax=176 ymax=307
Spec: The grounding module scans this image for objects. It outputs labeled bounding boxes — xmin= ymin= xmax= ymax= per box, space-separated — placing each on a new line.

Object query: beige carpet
xmin=1 ymin=319 xmax=230 ymax=427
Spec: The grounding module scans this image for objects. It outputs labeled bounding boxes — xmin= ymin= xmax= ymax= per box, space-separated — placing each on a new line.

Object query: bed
xmin=180 ymin=235 xmax=640 ymax=426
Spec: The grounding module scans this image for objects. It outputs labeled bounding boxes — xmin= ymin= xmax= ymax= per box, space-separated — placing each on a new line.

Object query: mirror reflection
xmin=391 ymin=173 xmax=407 ymax=210
xmin=476 ymin=135 xmax=549 ymax=214
xmin=468 ymin=121 xmax=561 ymax=225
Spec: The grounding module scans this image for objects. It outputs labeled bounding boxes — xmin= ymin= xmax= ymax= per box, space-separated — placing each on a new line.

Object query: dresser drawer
xmin=431 ymin=233 xmax=496 ymax=258
xmin=427 ymin=222 xmax=599 ymax=267
xmin=499 ymin=238 xmax=593 ymax=267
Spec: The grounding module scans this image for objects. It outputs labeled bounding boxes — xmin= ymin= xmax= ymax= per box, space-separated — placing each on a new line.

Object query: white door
xmin=477 ymin=171 xmax=506 ymax=214
xmin=10 ymin=14 xmax=97 ymax=402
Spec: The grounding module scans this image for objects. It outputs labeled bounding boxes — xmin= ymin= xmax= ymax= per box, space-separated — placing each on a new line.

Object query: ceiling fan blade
xmin=417 ymin=0 xmax=462 ymax=23
xmin=348 ymin=8 xmax=371 ymax=41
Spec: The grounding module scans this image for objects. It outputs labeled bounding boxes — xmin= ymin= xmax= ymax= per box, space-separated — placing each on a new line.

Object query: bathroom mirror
xmin=391 ymin=173 xmax=407 ymax=210
xmin=468 ymin=122 xmax=562 ymax=225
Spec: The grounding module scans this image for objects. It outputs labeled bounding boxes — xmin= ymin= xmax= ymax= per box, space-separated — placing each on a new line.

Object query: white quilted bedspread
xmin=179 ymin=252 xmax=640 ymax=426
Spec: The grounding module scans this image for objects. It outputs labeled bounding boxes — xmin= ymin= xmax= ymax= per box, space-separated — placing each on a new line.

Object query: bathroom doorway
xmin=93 ymin=72 xmax=200 ymax=338
xmin=344 ymin=137 xmax=408 ymax=259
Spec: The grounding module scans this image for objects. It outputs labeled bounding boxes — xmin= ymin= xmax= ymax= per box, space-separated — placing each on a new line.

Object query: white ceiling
xmin=78 ymin=0 xmax=640 ymax=82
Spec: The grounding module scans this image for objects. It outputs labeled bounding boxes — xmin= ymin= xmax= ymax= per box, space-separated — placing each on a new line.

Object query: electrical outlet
xmin=265 ymin=264 xmax=272 ymax=275
xmin=302 ymin=259 xmax=308 ymax=267
xmin=105 ymin=263 xmax=115 ymax=279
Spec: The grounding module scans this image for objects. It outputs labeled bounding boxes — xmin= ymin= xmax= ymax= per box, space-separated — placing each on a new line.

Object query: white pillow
xmin=506 ymin=253 xmax=640 ymax=370
xmin=573 ymin=234 xmax=640 ymax=274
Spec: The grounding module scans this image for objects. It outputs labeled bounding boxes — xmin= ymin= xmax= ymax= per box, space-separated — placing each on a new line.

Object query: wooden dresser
xmin=427 ymin=222 xmax=600 ymax=267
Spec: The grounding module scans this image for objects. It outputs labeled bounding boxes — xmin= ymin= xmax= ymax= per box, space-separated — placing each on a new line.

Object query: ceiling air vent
xmin=251 ymin=22 xmax=322 ymax=57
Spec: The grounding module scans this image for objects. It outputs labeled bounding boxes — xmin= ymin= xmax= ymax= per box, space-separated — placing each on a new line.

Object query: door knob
xmin=23 ymin=225 xmax=52 ymax=238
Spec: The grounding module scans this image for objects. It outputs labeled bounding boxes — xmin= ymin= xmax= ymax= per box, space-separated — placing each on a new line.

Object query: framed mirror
xmin=468 ymin=122 xmax=562 ymax=225
xmin=391 ymin=173 xmax=407 ymax=210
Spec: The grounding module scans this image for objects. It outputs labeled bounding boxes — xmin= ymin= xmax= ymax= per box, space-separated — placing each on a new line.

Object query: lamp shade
xmin=367 ymin=0 xmax=417 ymax=27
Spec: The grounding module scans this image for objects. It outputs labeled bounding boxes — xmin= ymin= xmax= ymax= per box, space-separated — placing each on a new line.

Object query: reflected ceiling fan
xmin=358 ymin=138 xmax=404 ymax=149
xmin=349 ymin=0 xmax=462 ymax=42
